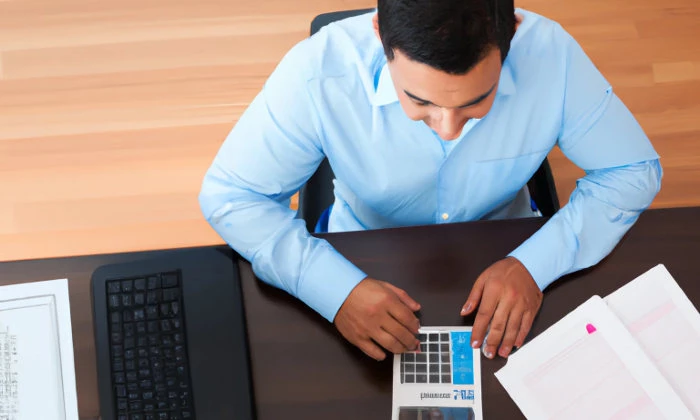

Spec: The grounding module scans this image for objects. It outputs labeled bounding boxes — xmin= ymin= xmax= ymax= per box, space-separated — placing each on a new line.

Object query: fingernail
xmin=471 ymin=340 xmax=479 ymax=349
xmin=461 ymin=303 xmax=472 ymax=315
xmin=484 ymin=349 xmax=493 ymax=359
xmin=500 ymin=347 xmax=510 ymax=357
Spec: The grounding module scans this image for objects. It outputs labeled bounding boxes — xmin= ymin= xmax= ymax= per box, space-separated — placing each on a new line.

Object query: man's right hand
xmin=333 ymin=277 xmax=422 ymax=361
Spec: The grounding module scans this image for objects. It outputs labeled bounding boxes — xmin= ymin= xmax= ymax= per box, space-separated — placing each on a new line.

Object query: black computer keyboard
xmin=106 ymin=270 xmax=195 ymax=420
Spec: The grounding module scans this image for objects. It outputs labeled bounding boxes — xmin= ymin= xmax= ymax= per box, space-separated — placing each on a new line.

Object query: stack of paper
xmin=495 ymin=264 xmax=700 ymax=419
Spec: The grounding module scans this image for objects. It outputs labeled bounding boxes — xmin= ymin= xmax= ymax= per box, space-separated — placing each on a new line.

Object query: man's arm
xmin=464 ymin=28 xmax=662 ymax=358
xmin=198 ymin=40 xmax=367 ymax=322
xmin=199 ymin=39 xmax=421 ymax=359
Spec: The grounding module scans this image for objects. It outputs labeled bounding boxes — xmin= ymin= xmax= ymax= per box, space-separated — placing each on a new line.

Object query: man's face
xmin=386 ymin=47 xmax=502 ymax=141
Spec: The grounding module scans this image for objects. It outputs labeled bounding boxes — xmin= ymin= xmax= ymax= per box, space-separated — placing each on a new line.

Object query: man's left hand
xmin=461 ymin=257 xmax=543 ymax=359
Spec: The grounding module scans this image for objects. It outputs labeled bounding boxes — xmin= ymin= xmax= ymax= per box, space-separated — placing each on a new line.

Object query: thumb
xmin=384 ymin=282 xmax=421 ymax=311
xmin=461 ymin=274 xmax=486 ymax=316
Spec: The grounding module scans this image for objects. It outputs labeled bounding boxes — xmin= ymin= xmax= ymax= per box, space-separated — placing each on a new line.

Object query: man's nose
xmin=434 ymin=109 xmax=463 ymax=140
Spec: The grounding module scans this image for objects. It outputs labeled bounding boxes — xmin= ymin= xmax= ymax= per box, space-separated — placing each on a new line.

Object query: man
xmin=198 ymin=0 xmax=661 ymax=361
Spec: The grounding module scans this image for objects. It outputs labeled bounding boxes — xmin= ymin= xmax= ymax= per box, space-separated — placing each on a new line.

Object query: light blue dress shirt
xmin=199 ymin=9 xmax=662 ymax=323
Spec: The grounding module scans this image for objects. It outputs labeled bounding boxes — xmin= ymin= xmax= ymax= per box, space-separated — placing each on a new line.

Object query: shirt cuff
xmin=507 ymin=216 xmax=577 ymax=291
xmin=296 ymin=241 xmax=368 ymax=322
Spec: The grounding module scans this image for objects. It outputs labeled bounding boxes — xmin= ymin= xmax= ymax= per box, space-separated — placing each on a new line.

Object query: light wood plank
xmin=1 ymin=0 xmax=699 ymax=263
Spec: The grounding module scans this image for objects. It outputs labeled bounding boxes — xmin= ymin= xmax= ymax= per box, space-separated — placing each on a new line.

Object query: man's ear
xmin=372 ymin=13 xmax=381 ymax=41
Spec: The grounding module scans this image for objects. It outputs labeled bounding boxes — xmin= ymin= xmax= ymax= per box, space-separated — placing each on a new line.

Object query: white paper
xmin=495 ymin=296 xmax=693 ymax=420
xmin=0 ymin=279 xmax=78 ymax=420
xmin=604 ymin=264 xmax=700 ymax=418
xmin=392 ymin=326 xmax=482 ymax=420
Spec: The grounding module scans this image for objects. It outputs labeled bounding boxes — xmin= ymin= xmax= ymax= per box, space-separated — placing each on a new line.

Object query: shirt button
xmin=441 ymin=213 xmax=449 ymax=220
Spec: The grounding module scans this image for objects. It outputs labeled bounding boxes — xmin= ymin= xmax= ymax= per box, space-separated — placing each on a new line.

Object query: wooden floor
xmin=1 ymin=0 xmax=698 ymax=263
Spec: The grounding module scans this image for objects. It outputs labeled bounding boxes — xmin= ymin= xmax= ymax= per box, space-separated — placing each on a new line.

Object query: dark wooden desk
xmin=241 ymin=207 xmax=700 ymax=419
xmin=0 ymin=207 xmax=698 ymax=419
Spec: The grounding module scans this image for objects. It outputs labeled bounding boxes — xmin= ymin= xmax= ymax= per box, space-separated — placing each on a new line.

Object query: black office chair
xmin=297 ymin=9 xmax=560 ymax=232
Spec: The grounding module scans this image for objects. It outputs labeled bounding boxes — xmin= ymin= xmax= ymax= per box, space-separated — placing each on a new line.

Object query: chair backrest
xmin=297 ymin=9 xmax=560 ymax=232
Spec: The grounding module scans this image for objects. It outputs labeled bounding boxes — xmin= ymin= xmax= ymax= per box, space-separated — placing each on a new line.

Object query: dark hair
xmin=377 ymin=0 xmax=516 ymax=74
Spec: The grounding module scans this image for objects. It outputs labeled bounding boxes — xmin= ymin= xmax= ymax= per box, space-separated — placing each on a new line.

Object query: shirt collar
xmin=372 ymin=58 xmax=516 ymax=107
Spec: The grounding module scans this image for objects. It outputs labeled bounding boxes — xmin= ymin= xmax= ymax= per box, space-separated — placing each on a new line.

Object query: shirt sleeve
xmin=198 ymin=39 xmax=368 ymax=322
xmin=508 ymin=29 xmax=662 ymax=290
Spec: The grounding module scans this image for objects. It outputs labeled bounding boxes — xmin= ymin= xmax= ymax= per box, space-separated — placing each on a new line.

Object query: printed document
xmin=604 ymin=264 xmax=700 ymax=417
xmin=494 ymin=295 xmax=693 ymax=419
xmin=0 ymin=279 xmax=79 ymax=420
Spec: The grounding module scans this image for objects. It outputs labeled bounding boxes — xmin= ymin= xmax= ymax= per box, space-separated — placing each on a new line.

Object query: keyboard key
xmin=158 ymin=412 xmax=169 ymax=420
xmin=147 ymin=306 xmax=159 ymax=320
xmin=109 ymin=295 xmax=121 ymax=309
xmin=108 ymin=281 xmax=121 ymax=294
xmin=134 ymin=309 xmax=145 ymax=321
xmin=114 ymin=372 xmax=126 ymax=384
xmin=147 ymin=275 xmax=161 ymax=290
xmin=124 ymin=349 xmax=135 ymax=360
xmin=123 ymin=310 xmax=134 ymax=322
xmin=112 ymin=345 xmax=124 ymax=357
xmin=147 ymin=291 xmax=159 ymax=304
xmin=134 ymin=278 xmax=146 ymax=291
xmin=117 ymin=398 xmax=128 ymax=411
xmin=160 ymin=303 xmax=171 ymax=317
xmin=182 ymin=411 xmax=192 ymax=419
xmin=134 ymin=293 xmax=146 ymax=306
xmin=121 ymin=280 xmax=134 ymax=293
xmin=162 ymin=289 xmax=179 ymax=302
xmin=113 ymin=358 xmax=124 ymax=372
xmin=124 ymin=338 xmax=135 ymax=349
xmin=136 ymin=322 xmax=147 ymax=335
xmin=146 ymin=415 xmax=156 ymax=420
xmin=116 ymin=385 xmax=127 ymax=398
xmin=171 ymin=302 xmax=180 ymax=316
xmin=162 ymin=273 xmax=178 ymax=288
xmin=122 ymin=294 xmax=133 ymax=307
xmin=138 ymin=348 xmax=149 ymax=358
xmin=111 ymin=312 xmax=122 ymax=324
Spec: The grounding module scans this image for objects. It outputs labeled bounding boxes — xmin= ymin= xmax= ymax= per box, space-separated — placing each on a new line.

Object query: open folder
xmin=495 ymin=264 xmax=700 ymax=419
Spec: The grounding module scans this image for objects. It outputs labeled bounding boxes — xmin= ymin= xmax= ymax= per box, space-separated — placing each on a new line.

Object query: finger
xmin=387 ymin=298 xmax=421 ymax=334
xmin=384 ymin=283 xmax=421 ymax=311
xmin=355 ymin=336 xmax=387 ymax=361
xmin=515 ymin=311 xmax=535 ymax=349
xmin=498 ymin=308 xmax=524 ymax=358
xmin=462 ymin=273 xmax=487 ymax=316
xmin=470 ymin=283 xmax=499 ymax=348
xmin=482 ymin=300 xmax=513 ymax=359
xmin=373 ymin=327 xmax=410 ymax=355
xmin=383 ymin=316 xmax=420 ymax=351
